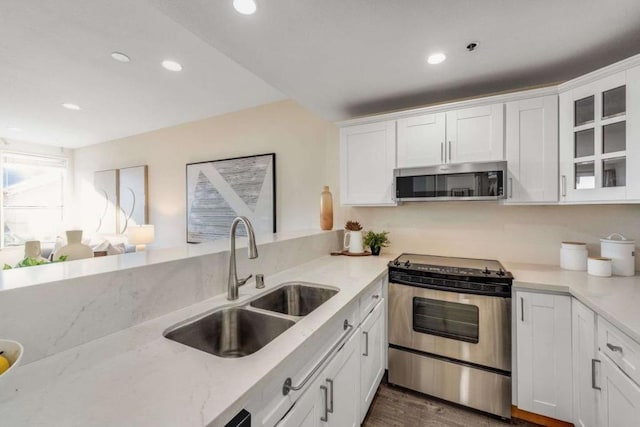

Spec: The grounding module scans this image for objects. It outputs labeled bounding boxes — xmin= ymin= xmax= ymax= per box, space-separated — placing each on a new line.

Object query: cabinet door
xmin=599 ymin=354 xmax=640 ymax=427
xmin=360 ymin=301 xmax=385 ymax=423
xmin=397 ymin=113 xmax=446 ymax=168
xmin=572 ymin=299 xmax=598 ymax=427
xmin=324 ymin=329 xmax=360 ymax=427
xmin=516 ymin=291 xmax=572 ymax=422
xmin=339 ymin=121 xmax=397 ymax=206
xmin=446 ymin=103 xmax=504 ymax=164
xmin=505 ymin=96 xmax=559 ymax=203
xmin=559 ymin=72 xmax=628 ymax=202
xmin=275 ymin=375 xmax=323 ymax=427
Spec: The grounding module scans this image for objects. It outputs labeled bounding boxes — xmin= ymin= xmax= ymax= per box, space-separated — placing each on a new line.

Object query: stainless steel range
xmin=387 ymin=254 xmax=513 ymax=419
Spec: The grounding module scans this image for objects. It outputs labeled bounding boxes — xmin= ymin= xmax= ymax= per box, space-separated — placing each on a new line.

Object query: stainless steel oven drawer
xmin=388 ymin=348 xmax=511 ymax=419
xmin=389 ymin=282 xmax=511 ymax=371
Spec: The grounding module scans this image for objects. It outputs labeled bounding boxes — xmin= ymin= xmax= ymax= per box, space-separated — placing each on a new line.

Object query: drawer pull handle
xmin=592 ymin=359 xmax=601 ymax=390
xmin=372 ymin=294 xmax=380 ymax=299
xmin=326 ymin=378 xmax=334 ymax=413
xmin=607 ymin=343 xmax=623 ymax=353
xmin=320 ymin=385 xmax=329 ymax=421
xmin=363 ymin=331 xmax=369 ymax=356
xmin=282 ymin=319 xmax=353 ymax=395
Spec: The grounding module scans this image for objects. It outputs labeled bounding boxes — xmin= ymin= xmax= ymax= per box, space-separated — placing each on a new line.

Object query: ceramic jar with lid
xmin=601 ymin=233 xmax=636 ymax=276
xmin=560 ymin=242 xmax=588 ymax=271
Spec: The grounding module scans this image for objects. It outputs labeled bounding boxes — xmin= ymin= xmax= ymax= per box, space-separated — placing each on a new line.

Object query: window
xmin=1 ymin=153 xmax=67 ymax=247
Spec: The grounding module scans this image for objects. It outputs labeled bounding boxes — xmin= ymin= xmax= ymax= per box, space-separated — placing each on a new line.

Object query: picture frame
xmin=186 ymin=153 xmax=276 ymax=243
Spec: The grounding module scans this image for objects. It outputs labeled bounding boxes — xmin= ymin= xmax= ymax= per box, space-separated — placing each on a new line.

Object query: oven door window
xmin=412 ymin=297 xmax=479 ymax=344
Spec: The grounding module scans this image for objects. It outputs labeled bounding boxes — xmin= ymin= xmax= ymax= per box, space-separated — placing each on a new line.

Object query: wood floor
xmin=363 ymin=383 xmax=541 ymax=427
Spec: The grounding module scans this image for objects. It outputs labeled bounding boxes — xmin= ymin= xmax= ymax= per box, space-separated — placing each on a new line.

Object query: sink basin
xmin=164 ymin=308 xmax=295 ymax=358
xmin=250 ymin=282 xmax=339 ymax=316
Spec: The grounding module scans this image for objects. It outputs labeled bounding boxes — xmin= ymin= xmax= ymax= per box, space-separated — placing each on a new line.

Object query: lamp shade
xmin=127 ymin=225 xmax=155 ymax=245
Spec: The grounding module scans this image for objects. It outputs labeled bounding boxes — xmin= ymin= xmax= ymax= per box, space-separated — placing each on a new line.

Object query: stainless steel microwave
xmin=394 ymin=161 xmax=507 ymax=202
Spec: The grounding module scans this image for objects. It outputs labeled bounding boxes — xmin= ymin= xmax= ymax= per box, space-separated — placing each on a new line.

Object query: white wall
xmin=73 ymin=99 xmax=640 ymax=268
xmin=73 ymin=100 xmax=338 ymax=248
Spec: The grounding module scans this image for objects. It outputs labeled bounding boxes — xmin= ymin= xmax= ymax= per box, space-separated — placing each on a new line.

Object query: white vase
xmin=344 ymin=230 xmax=364 ymax=254
xmin=53 ymin=230 xmax=94 ymax=261
xmin=23 ymin=240 xmax=48 ymax=263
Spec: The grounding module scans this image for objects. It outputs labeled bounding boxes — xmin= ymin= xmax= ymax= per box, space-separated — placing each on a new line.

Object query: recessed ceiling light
xmin=62 ymin=103 xmax=81 ymax=110
xmin=233 ymin=0 xmax=257 ymax=15
xmin=161 ymin=60 xmax=183 ymax=72
xmin=427 ymin=52 xmax=447 ymax=65
xmin=111 ymin=52 xmax=131 ymax=63
xmin=7 ymin=127 xmax=23 ymax=132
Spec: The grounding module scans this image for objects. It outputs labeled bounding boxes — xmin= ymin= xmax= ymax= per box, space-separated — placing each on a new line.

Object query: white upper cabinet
xmin=339 ymin=120 xmax=396 ymax=206
xmin=446 ymin=103 xmax=505 ymax=164
xmin=559 ymin=68 xmax=640 ymax=202
xmin=505 ymin=95 xmax=559 ymax=203
xmin=397 ymin=113 xmax=446 ymax=168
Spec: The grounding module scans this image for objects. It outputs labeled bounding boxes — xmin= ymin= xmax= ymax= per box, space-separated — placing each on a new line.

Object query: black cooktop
xmin=388 ymin=254 xmax=513 ymax=297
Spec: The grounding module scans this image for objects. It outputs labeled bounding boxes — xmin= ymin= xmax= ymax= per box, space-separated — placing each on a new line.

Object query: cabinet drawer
xmin=598 ymin=316 xmax=640 ymax=386
xmin=359 ymin=279 xmax=383 ymax=320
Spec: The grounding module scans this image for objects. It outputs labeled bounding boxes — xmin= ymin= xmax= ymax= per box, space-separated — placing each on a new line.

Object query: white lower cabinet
xmin=515 ymin=291 xmax=572 ymax=422
xmin=276 ymin=330 xmax=360 ymax=427
xmin=276 ymin=374 xmax=324 ymax=427
xmin=598 ymin=354 xmax=640 ymax=427
xmin=359 ymin=301 xmax=385 ymax=423
xmin=572 ymin=299 xmax=598 ymax=427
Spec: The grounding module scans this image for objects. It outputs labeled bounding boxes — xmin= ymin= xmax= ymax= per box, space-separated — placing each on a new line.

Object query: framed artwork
xmin=94 ymin=169 xmax=119 ymax=234
xmin=94 ymin=165 xmax=149 ymax=234
xmin=119 ymin=165 xmax=149 ymax=233
xmin=186 ymin=153 xmax=276 ymax=243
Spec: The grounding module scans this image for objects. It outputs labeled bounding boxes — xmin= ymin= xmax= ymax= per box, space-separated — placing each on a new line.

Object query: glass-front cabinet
xmin=559 ymin=69 xmax=639 ymax=202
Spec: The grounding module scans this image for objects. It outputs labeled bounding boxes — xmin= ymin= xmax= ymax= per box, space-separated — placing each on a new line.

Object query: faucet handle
xmin=238 ymin=274 xmax=253 ymax=287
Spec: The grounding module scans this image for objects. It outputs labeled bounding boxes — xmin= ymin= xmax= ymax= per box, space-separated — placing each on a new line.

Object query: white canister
xmin=560 ymin=242 xmax=588 ymax=271
xmin=601 ymin=233 xmax=636 ymax=276
xmin=588 ymin=257 xmax=613 ymax=277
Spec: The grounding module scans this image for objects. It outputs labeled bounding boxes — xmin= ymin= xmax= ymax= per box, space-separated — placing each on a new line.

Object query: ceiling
xmin=4 ymin=1 xmax=640 ymax=148
xmin=0 ymin=1 xmax=284 ymax=148
xmin=150 ymin=0 xmax=640 ymax=121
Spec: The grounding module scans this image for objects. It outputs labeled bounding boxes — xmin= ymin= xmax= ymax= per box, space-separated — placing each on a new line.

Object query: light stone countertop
xmin=3 ymin=254 xmax=640 ymax=426
xmin=0 ymin=254 xmax=393 ymax=427
xmin=506 ymin=262 xmax=640 ymax=343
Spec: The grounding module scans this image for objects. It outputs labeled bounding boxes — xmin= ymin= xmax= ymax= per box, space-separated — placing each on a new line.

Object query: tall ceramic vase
xmin=320 ymin=186 xmax=333 ymax=231
xmin=53 ymin=230 xmax=94 ymax=261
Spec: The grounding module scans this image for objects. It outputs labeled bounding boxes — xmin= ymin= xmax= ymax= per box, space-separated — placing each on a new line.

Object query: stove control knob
xmin=404 ymin=260 xmax=411 ymax=267
xmin=393 ymin=259 xmax=401 ymax=266
xmin=497 ymin=268 xmax=506 ymax=276
xmin=483 ymin=267 xmax=491 ymax=275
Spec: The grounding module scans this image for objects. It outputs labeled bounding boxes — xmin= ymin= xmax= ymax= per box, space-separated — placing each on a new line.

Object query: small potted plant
xmin=363 ymin=231 xmax=390 ymax=256
xmin=344 ymin=220 xmax=364 ymax=254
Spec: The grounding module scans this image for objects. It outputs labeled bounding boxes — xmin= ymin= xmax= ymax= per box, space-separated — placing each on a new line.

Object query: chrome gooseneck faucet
xmin=227 ymin=216 xmax=258 ymax=300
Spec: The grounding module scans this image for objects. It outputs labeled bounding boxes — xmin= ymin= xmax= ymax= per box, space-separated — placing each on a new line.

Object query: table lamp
xmin=127 ymin=225 xmax=155 ymax=252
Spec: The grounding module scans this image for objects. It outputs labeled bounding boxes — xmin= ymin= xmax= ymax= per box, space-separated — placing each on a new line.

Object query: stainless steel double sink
xmin=164 ymin=282 xmax=338 ymax=358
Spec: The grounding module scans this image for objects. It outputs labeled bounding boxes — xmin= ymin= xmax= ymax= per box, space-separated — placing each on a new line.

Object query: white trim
xmin=558 ymin=53 xmax=640 ymax=92
xmin=336 ymin=86 xmax=559 ymax=127
xmin=337 ymin=53 xmax=640 ymax=128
